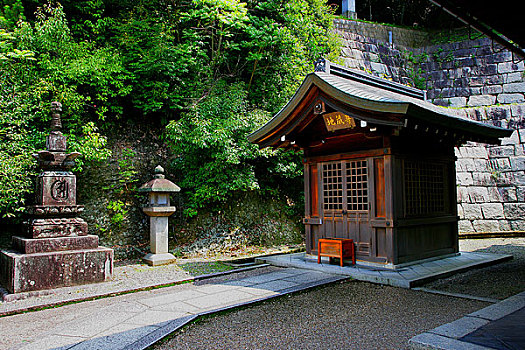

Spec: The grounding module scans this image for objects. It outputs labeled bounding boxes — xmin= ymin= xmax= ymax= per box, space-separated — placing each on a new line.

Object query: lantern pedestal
xmin=142 ymin=208 xmax=176 ymax=266
xmin=142 ymin=252 xmax=176 ymax=266
xmin=139 ymin=166 xmax=180 ymax=267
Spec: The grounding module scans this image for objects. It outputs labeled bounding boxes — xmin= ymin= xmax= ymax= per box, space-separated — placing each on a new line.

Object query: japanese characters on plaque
xmin=323 ymin=112 xmax=356 ymax=132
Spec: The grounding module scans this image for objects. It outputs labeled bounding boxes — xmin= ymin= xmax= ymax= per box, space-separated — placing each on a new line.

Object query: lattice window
xmin=404 ymin=160 xmax=445 ymax=216
xmin=346 ymin=160 xmax=368 ymax=211
xmin=322 ymin=162 xmax=343 ymax=211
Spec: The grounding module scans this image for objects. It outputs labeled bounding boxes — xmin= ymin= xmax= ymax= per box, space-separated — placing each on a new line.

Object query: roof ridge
xmin=314 ymin=58 xmax=426 ymax=101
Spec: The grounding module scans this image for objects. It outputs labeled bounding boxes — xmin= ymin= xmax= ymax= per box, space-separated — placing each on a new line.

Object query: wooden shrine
xmin=249 ymin=59 xmax=512 ymax=268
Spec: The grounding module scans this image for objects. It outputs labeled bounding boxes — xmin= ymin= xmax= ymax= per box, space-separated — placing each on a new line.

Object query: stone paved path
xmin=1 ymin=267 xmax=346 ymax=350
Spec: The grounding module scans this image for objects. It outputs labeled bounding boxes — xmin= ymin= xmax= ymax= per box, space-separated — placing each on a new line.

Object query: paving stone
xmin=124 ymin=310 xmax=190 ymax=326
xmin=239 ymin=272 xmax=295 ymax=284
xmin=184 ymin=290 xmax=255 ymax=310
xmin=251 ymin=279 xmax=300 ymax=293
xmin=468 ymin=296 xmax=525 ymax=321
xmin=18 ymin=335 xmax=84 ymax=350
xmin=409 ymin=332 xmax=491 ymax=350
xmin=238 ymin=286 xmax=280 ymax=297
xmin=68 ymin=325 xmax=158 ymax=350
xmin=150 ymin=301 xmax=202 ymax=314
xmin=102 ymin=301 xmax=149 ymax=314
xmin=54 ymin=311 xmax=135 ymax=338
xmin=193 ymin=284 xmax=240 ymax=295
xmin=281 ymin=272 xmax=330 ymax=284
xmin=137 ymin=289 xmax=207 ymax=307
xmin=429 ymin=316 xmax=490 ymax=339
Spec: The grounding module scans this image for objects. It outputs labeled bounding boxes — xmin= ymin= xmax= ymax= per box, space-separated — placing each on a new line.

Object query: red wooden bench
xmin=317 ymin=238 xmax=355 ymax=267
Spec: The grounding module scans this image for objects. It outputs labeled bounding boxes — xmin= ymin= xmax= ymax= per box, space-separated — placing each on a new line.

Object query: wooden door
xmin=320 ymin=159 xmax=372 ymax=259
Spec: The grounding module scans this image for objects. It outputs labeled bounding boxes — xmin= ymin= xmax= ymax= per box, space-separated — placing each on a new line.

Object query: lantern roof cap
xmin=139 ymin=165 xmax=180 ymax=193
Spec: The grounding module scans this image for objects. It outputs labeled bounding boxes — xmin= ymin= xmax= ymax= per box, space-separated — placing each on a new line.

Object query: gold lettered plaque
xmin=323 ymin=112 xmax=356 ymax=132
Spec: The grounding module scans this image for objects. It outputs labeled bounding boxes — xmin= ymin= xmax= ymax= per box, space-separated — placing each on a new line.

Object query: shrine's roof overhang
xmin=248 ymin=61 xmax=513 ymax=149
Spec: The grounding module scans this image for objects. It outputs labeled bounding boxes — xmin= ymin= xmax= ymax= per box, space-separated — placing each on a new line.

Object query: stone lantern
xmin=139 ymin=165 xmax=180 ymax=266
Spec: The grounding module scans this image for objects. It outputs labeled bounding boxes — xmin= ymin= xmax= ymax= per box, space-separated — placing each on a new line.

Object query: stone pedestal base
xmin=142 ymin=252 xmax=176 ymax=266
xmin=0 ymin=247 xmax=113 ymax=294
xmin=12 ymin=235 xmax=99 ymax=254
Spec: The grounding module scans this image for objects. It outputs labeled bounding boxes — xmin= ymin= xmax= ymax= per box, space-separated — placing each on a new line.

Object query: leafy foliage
xmin=0 ymin=0 xmax=338 ymax=243
xmin=0 ymin=4 xmax=119 ymax=218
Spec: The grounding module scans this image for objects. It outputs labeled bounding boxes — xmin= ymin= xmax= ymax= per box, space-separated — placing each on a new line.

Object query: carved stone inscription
xmin=51 ymin=180 xmax=69 ymax=201
xmin=36 ymin=172 xmax=76 ymax=206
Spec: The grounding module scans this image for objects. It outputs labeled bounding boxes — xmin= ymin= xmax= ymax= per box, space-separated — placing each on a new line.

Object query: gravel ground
xmin=424 ymin=237 xmax=525 ymax=300
xmin=152 ymin=237 xmax=524 ymax=350
xmin=152 ymin=280 xmax=488 ymax=350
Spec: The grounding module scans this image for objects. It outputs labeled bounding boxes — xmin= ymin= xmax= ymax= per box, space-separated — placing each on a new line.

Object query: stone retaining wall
xmin=334 ymin=18 xmax=525 ymax=234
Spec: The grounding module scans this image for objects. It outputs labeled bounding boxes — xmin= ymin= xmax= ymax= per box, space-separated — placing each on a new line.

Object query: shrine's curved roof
xmin=249 ymin=63 xmax=513 ymax=148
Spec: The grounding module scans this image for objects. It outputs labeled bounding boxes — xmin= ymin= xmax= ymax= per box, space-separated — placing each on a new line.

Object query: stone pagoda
xmin=0 ymin=102 xmax=113 ymax=294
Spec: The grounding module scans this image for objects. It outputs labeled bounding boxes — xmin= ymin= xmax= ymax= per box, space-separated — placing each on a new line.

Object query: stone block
xmin=468 ymin=187 xmax=490 ymax=203
xmin=512 ymin=171 xmax=525 ymax=185
xmin=447 ymin=97 xmax=467 ymax=107
xmin=12 ymin=235 xmax=99 ymax=254
xmin=457 ymin=187 xmax=471 ymax=203
xmin=471 ymin=172 xmax=493 ymax=186
xmin=500 ymin=187 xmax=518 ymax=201
xmin=518 ymin=186 xmax=525 ymax=201
xmin=459 ymin=146 xmax=489 ymax=159
xmin=519 ymin=129 xmax=525 ymax=144
xmin=488 ymin=145 xmax=514 ymax=158
xmin=468 ymin=94 xmax=496 ymax=107
xmin=456 ymin=158 xmax=476 ymax=172
xmin=35 ymin=171 xmax=77 ymax=206
xmin=473 ymin=64 xmax=498 ymax=76
xmin=456 ymin=172 xmax=473 ymax=186
xmin=486 ymin=187 xmax=502 ymax=202
xmin=486 ymin=106 xmax=511 ymax=120
xmin=510 ymin=220 xmax=525 ymax=231
xmin=472 ymin=220 xmax=500 ymax=232
xmin=25 ymin=217 xmax=88 ymax=238
xmin=498 ymin=93 xmax=525 ymax=104
xmin=498 ymin=61 xmax=525 ymax=74
xmin=142 ymin=252 xmax=176 ymax=266
xmin=0 ymin=247 xmax=113 ymax=293
xmin=510 ymin=156 xmax=525 ymax=171
xmin=503 ymin=82 xmax=525 ymax=93
xmin=462 ymin=204 xmax=483 ymax=219
xmin=501 ymin=130 xmax=521 ymax=146
xmin=457 ymin=204 xmax=464 ymax=219
xmin=510 ymin=104 xmax=525 ymax=118
xmin=499 ymin=220 xmax=511 ymax=231
xmin=504 ymin=203 xmax=525 ymax=219
xmin=473 ymin=158 xmax=490 ymax=171
xmin=458 ymin=220 xmax=474 ymax=232
xmin=490 ymin=158 xmax=512 ymax=171
xmin=480 ymin=203 xmax=504 ymax=219
xmin=505 ymin=72 xmax=523 ymax=83
xmin=483 ymin=85 xmax=503 ymax=95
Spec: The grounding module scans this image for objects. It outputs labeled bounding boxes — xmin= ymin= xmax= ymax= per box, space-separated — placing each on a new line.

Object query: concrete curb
xmin=409 ymin=291 xmax=525 ymax=349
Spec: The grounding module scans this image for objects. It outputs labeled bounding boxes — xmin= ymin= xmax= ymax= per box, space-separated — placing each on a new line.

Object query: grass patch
xmin=178 ymin=261 xmax=236 ymax=276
